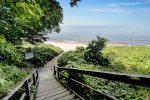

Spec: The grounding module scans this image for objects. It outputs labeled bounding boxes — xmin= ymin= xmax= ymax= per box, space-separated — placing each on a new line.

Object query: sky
xmin=59 ymin=0 xmax=150 ymax=25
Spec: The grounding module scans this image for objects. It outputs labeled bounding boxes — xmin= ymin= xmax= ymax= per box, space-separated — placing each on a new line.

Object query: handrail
xmin=54 ymin=66 xmax=150 ymax=100
xmin=1 ymin=69 xmax=39 ymax=100
xmin=55 ymin=66 xmax=150 ymax=87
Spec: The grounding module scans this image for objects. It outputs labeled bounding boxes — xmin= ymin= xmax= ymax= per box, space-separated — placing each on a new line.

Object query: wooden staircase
xmin=35 ymin=57 xmax=79 ymax=100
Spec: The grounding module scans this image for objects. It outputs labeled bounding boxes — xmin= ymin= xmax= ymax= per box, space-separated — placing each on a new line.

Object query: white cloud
xmin=108 ymin=2 xmax=143 ymax=6
xmin=89 ymin=8 xmax=128 ymax=13
xmin=108 ymin=1 xmax=150 ymax=7
xmin=85 ymin=7 xmax=150 ymax=14
xmin=84 ymin=1 xmax=150 ymax=14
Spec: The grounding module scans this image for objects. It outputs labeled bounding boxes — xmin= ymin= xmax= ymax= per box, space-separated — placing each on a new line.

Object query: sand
xmin=44 ymin=41 xmax=87 ymax=51
xmin=44 ymin=41 xmax=149 ymax=52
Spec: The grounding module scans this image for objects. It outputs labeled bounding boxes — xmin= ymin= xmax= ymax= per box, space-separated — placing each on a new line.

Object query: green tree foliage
xmin=84 ymin=36 xmax=109 ymax=65
xmin=0 ymin=0 xmax=63 ymax=44
xmin=0 ymin=36 xmax=23 ymax=65
xmin=70 ymin=0 xmax=81 ymax=7
xmin=0 ymin=36 xmax=27 ymax=97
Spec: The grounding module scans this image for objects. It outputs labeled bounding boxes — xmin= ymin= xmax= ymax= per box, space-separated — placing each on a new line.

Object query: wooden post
xmin=68 ymin=71 xmax=72 ymax=88
xmin=36 ymin=69 xmax=39 ymax=80
xmin=32 ymin=73 xmax=36 ymax=86
xmin=57 ymin=68 xmax=60 ymax=79
xmin=54 ymin=66 xmax=56 ymax=76
xmin=24 ymin=80 xmax=30 ymax=100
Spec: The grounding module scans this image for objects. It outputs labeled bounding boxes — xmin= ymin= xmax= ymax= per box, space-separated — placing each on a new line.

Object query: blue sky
xmin=59 ymin=0 xmax=150 ymax=25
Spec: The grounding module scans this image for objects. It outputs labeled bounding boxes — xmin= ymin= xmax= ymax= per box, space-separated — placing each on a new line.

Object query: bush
xmin=84 ymin=36 xmax=109 ymax=65
xmin=30 ymin=44 xmax=63 ymax=67
xmin=0 ymin=36 xmax=27 ymax=97
xmin=58 ymin=51 xmax=77 ymax=66
xmin=58 ymin=46 xmax=86 ymax=67
xmin=0 ymin=64 xmax=27 ymax=97
xmin=0 ymin=36 xmax=23 ymax=65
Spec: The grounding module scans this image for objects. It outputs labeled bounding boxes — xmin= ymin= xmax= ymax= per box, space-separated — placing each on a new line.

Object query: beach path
xmin=35 ymin=56 xmax=79 ymax=100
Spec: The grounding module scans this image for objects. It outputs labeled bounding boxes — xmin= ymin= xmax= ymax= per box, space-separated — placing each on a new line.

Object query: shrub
xmin=30 ymin=44 xmax=63 ymax=67
xmin=58 ymin=51 xmax=77 ymax=66
xmin=58 ymin=46 xmax=89 ymax=67
xmin=0 ymin=64 xmax=27 ymax=97
xmin=0 ymin=36 xmax=23 ymax=65
xmin=84 ymin=36 xmax=109 ymax=65
xmin=75 ymin=46 xmax=85 ymax=53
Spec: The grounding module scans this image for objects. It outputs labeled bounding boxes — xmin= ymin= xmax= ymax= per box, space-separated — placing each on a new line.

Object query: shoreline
xmin=44 ymin=40 xmax=150 ymax=51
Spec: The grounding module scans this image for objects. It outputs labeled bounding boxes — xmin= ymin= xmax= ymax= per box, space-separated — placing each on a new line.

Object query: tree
xmin=70 ymin=0 xmax=81 ymax=7
xmin=0 ymin=0 xmax=63 ymax=44
xmin=84 ymin=36 xmax=109 ymax=65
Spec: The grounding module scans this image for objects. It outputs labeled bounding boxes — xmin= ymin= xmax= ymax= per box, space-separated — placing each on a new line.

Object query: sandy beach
xmin=44 ymin=41 xmax=87 ymax=51
xmin=44 ymin=41 xmax=150 ymax=52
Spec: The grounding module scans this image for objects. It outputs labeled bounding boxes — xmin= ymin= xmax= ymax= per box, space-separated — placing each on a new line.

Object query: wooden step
xmin=36 ymin=87 xmax=65 ymax=97
xmin=36 ymin=89 xmax=68 ymax=100
xmin=57 ymin=94 xmax=75 ymax=100
xmin=44 ymin=91 xmax=71 ymax=100
xmin=37 ymin=85 xmax=62 ymax=94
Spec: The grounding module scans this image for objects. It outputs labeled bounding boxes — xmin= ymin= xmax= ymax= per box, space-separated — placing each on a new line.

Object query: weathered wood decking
xmin=36 ymin=57 xmax=78 ymax=100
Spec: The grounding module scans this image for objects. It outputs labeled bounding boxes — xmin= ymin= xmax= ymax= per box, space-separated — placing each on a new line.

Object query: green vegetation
xmin=58 ymin=38 xmax=150 ymax=99
xmin=0 ymin=36 xmax=26 ymax=97
xmin=29 ymin=43 xmax=63 ymax=67
xmin=0 ymin=0 xmax=64 ymax=98
xmin=84 ymin=36 xmax=109 ymax=65
xmin=0 ymin=37 xmax=63 ymax=98
xmin=22 ymin=42 xmax=63 ymax=67
xmin=103 ymin=46 xmax=150 ymax=74
xmin=0 ymin=0 xmax=63 ymax=44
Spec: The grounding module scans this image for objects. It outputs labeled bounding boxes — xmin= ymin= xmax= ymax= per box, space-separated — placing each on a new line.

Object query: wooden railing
xmin=54 ymin=66 xmax=150 ymax=100
xmin=1 ymin=69 xmax=39 ymax=100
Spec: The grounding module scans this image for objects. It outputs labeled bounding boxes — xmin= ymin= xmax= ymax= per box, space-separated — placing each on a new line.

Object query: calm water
xmin=47 ymin=25 xmax=150 ymax=45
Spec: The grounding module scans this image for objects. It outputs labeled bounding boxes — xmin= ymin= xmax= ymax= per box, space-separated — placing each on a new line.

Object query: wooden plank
xmin=36 ymin=87 xmax=65 ymax=97
xmin=38 ymin=80 xmax=61 ymax=87
xmin=38 ymin=81 xmax=61 ymax=86
xmin=38 ymin=84 xmax=61 ymax=93
xmin=57 ymin=94 xmax=75 ymax=100
xmin=24 ymin=80 xmax=30 ymax=100
xmin=36 ymin=89 xmax=68 ymax=100
xmin=37 ymin=85 xmax=63 ymax=94
xmin=44 ymin=91 xmax=71 ymax=100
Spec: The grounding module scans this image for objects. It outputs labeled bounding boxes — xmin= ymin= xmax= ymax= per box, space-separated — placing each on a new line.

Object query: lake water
xmin=47 ymin=25 xmax=150 ymax=45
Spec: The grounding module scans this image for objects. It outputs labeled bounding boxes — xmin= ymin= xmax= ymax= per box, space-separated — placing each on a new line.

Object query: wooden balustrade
xmin=54 ymin=65 xmax=150 ymax=100
xmin=1 ymin=69 xmax=39 ymax=100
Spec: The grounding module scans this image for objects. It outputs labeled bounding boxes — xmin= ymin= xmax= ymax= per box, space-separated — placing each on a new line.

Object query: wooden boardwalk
xmin=36 ymin=57 xmax=79 ymax=100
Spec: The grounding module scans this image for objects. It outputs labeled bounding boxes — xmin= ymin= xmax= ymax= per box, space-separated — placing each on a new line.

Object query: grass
xmin=103 ymin=46 xmax=150 ymax=74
